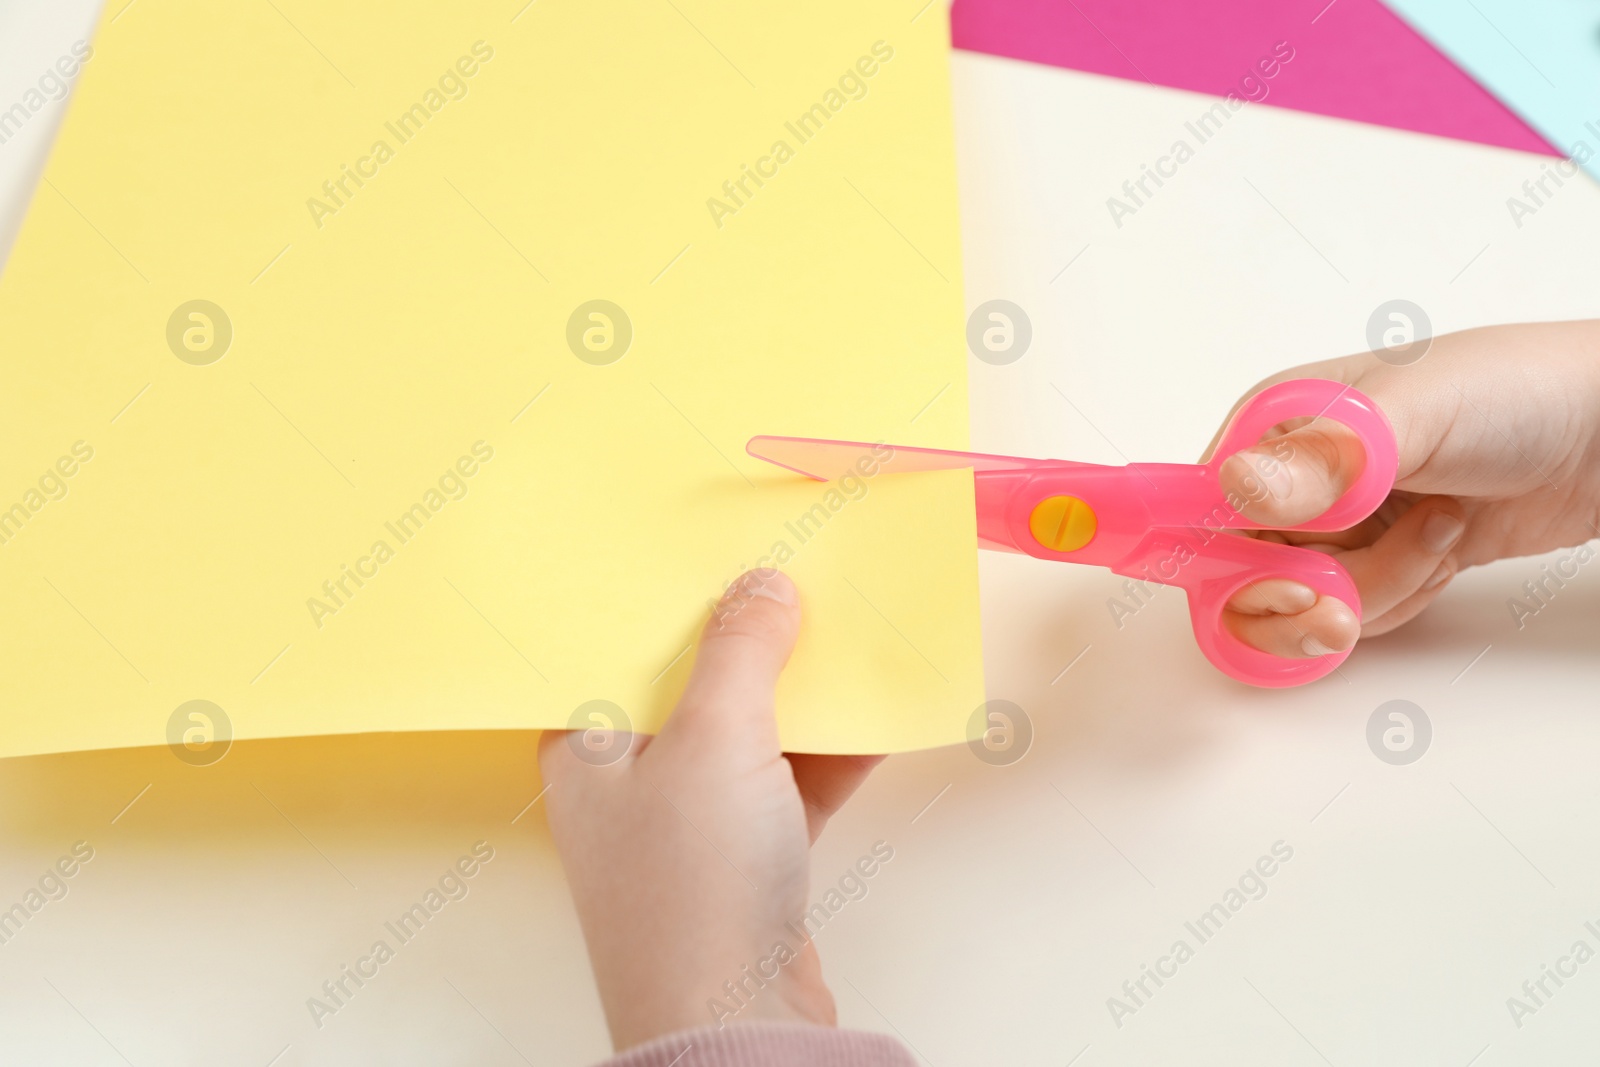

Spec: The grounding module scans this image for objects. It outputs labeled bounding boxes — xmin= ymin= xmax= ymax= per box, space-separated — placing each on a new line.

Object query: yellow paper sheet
xmin=0 ymin=0 xmax=982 ymax=758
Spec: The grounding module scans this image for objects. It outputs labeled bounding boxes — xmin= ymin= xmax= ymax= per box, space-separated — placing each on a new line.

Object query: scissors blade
xmin=746 ymin=435 xmax=1048 ymax=481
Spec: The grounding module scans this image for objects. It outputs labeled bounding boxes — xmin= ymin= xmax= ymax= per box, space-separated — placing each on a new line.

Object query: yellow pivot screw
xmin=1029 ymin=495 xmax=1097 ymax=552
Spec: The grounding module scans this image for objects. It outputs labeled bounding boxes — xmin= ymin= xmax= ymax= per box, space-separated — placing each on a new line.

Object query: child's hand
xmin=1212 ymin=321 xmax=1600 ymax=657
xmin=539 ymin=570 xmax=882 ymax=1051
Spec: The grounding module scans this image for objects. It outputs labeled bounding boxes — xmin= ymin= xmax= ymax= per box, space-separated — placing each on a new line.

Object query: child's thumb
xmin=657 ymin=570 xmax=801 ymax=760
xmin=1218 ymin=420 xmax=1367 ymax=527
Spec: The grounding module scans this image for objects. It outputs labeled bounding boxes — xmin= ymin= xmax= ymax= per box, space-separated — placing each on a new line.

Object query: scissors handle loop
xmin=1208 ymin=378 xmax=1397 ymax=533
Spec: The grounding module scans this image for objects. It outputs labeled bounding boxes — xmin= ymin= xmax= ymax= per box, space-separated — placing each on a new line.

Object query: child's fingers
xmin=1218 ymin=419 xmax=1366 ymax=528
xmin=1360 ymin=558 xmax=1458 ymax=636
xmin=1224 ymin=592 xmax=1359 ymax=658
xmin=1255 ymin=491 xmax=1423 ymax=552
xmin=1224 ymin=496 xmax=1464 ymax=657
xmin=1226 ymin=577 xmax=1318 ymax=616
xmin=1334 ymin=496 xmax=1464 ymax=627
xmin=1224 ymin=576 xmax=1356 ymax=657
xmin=653 ymin=569 xmax=801 ymax=764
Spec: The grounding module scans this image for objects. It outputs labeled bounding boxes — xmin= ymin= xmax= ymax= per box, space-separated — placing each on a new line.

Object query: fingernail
xmin=1421 ymin=511 xmax=1465 ymax=554
xmin=1423 ymin=561 xmax=1454 ymax=590
xmin=725 ymin=568 xmax=797 ymax=606
xmin=1301 ymin=635 xmax=1338 ymax=657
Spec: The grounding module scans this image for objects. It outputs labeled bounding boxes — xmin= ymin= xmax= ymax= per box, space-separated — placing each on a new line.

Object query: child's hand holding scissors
xmin=1215 ymin=320 xmax=1600 ymax=657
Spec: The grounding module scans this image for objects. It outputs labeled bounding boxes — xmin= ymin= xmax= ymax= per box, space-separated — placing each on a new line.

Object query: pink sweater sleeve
xmin=592 ymin=1022 xmax=918 ymax=1067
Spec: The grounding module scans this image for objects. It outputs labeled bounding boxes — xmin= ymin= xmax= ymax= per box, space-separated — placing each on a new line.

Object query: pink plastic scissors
xmin=747 ymin=378 xmax=1398 ymax=687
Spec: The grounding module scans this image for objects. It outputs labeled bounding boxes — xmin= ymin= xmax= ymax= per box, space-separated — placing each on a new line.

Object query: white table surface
xmin=4 ymin=4 xmax=1599 ymax=1064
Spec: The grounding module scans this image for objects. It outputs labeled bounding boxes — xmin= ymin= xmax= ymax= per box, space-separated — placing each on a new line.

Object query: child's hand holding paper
xmin=539 ymin=570 xmax=891 ymax=1054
